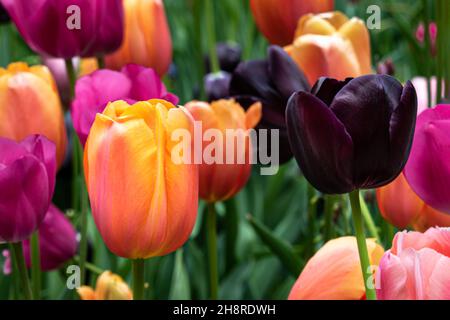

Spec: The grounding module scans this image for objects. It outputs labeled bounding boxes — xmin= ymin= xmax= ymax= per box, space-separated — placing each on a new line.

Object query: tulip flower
xmin=230 ymin=45 xmax=310 ymax=164
xmin=416 ymin=22 xmax=437 ymax=56
xmin=205 ymin=42 xmax=242 ymax=74
xmin=204 ymin=71 xmax=232 ymax=102
xmin=404 ymin=105 xmax=450 ymax=214
xmin=285 ymin=11 xmax=372 ymax=85
xmin=78 ymin=271 xmax=132 ymax=300
xmin=105 ymin=0 xmax=172 ymax=76
xmin=185 ymin=99 xmax=262 ymax=203
xmin=376 ymin=173 xmax=450 ymax=231
xmin=377 ymin=228 xmax=450 ymax=299
xmin=289 ymin=237 xmax=384 ymax=300
xmin=71 ymin=64 xmax=178 ymax=146
xmin=84 ymin=99 xmax=198 ymax=259
xmin=3 ymin=204 xmax=77 ymax=273
xmin=286 ymin=75 xmax=417 ymax=194
xmin=0 ymin=63 xmax=67 ymax=166
xmin=1 ymin=0 xmax=124 ymax=59
xmin=250 ymin=0 xmax=334 ymax=46
xmin=0 ymin=135 xmax=56 ymax=243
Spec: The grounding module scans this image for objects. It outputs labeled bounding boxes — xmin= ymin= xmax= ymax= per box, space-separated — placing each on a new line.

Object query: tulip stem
xmin=30 ymin=231 xmax=41 ymax=299
xmin=207 ymin=202 xmax=218 ymax=300
xmin=349 ymin=190 xmax=377 ymax=300
xmin=204 ymin=0 xmax=220 ymax=73
xmin=79 ymin=179 xmax=89 ymax=286
xmin=132 ymin=259 xmax=146 ymax=300
xmin=64 ymin=59 xmax=76 ymax=101
xmin=9 ymin=242 xmax=33 ymax=300
xmin=323 ymin=195 xmax=337 ymax=242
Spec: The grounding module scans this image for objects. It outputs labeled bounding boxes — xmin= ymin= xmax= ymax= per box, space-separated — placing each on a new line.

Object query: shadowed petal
xmin=311 ymin=77 xmax=352 ymax=106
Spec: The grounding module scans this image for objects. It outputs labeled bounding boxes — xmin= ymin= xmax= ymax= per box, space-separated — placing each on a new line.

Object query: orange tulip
xmin=185 ymin=99 xmax=261 ymax=203
xmin=84 ymin=99 xmax=198 ymax=259
xmin=376 ymin=173 xmax=450 ymax=231
xmin=285 ymin=11 xmax=372 ymax=85
xmin=105 ymin=0 xmax=172 ymax=76
xmin=78 ymin=271 xmax=132 ymax=300
xmin=250 ymin=0 xmax=334 ymax=46
xmin=288 ymin=237 xmax=384 ymax=300
xmin=0 ymin=62 xmax=67 ymax=166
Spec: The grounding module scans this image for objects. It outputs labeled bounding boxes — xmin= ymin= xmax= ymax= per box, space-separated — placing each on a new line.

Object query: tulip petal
xmin=311 ymin=77 xmax=352 ymax=106
xmin=286 ymin=91 xmax=354 ymax=194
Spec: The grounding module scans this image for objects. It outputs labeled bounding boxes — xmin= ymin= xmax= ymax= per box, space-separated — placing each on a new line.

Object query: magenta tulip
xmin=0 ymin=135 xmax=56 ymax=242
xmin=377 ymin=228 xmax=450 ymax=299
xmin=1 ymin=0 xmax=124 ymax=58
xmin=404 ymin=105 xmax=450 ymax=213
xmin=3 ymin=204 xmax=77 ymax=273
xmin=71 ymin=64 xmax=179 ymax=145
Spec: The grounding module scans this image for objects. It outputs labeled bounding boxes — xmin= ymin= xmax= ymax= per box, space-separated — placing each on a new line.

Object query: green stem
xmin=207 ymin=202 xmax=218 ymax=300
xmin=9 ymin=242 xmax=33 ymax=300
xmin=97 ymin=55 xmax=105 ymax=69
xmin=79 ymin=170 xmax=89 ymax=286
xmin=64 ymin=59 xmax=76 ymax=101
xmin=349 ymin=190 xmax=377 ymax=300
xmin=205 ymin=0 xmax=220 ymax=73
xmin=359 ymin=194 xmax=380 ymax=243
xmin=73 ymin=256 xmax=103 ymax=275
xmin=30 ymin=232 xmax=41 ymax=299
xmin=132 ymin=259 xmax=146 ymax=300
xmin=306 ymin=183 xmax=317 ymax=258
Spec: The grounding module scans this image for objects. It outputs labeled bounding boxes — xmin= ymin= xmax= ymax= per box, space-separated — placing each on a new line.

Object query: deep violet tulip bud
xmin=204 ymin=71 xmax=231 ymax=102
xmin=286 ymin=75 xmax=417 ymax=194
xmin=71 ymin=64 xmax=179 ymax=146
xmin=0 ymin=135 xmax=56 ymax=242
xmin=230 ymin=45 xmax=310 ymax=164
xmin=205 ymin=42 xmax=242 ymax=73
xmin=1 ymin=0 xmax=124 ymax=58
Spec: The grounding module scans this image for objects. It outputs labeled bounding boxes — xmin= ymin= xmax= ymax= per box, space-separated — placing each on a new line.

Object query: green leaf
xmin=169 ymin=250 xmax=191 ymax=300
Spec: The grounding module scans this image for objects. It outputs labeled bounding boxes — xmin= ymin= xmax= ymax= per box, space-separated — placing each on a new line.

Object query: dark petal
xmin=286 ymin=91 xmax=354 ymax=194
xmin=229 ymin=59 xmax=281 ymax=105
xmin=268 ymin=45 xmax=310 ymax=101
xmin=0 ymin=3 xmax=10 ymax=24
xmin=311 ymin=77 xmax=352 ymax=106
xmin=329 ymin=75 xmax=404 ymax=188
xmin=204 ymin=71 xmax=231 ymax=102
xmin=205 ymin=42 xmax=242 ymax=73
xmin=378 ymin=80 xmax=417 ymax=186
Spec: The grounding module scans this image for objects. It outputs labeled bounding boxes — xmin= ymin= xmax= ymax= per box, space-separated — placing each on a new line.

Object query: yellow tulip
xmin=78 ymin=271 xmax=132 ymax=300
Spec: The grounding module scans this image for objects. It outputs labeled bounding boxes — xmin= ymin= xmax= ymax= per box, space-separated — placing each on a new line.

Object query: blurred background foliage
xmin=0 ymin=0 xmax=434 ymax=299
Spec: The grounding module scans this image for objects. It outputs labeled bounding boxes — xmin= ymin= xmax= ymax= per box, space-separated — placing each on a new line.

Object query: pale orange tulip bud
xmin=0 ymin=62 xmax=67 ymax=167
xmin=84 ymin=99 xmax=198 ymax=259
xmin=289 ymin=237 xmax=384 ymax=300
xmin=105 ymin=0 xmax=172 ymax=76
xmin=78 ymin=271 xmax=132 ymax=300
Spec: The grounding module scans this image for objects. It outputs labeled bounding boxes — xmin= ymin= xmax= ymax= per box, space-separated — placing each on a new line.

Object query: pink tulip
xmin=404 ymin=105 xmax=450 ymax=214
xmin=377 ymin=228 xmax=450 ymax=299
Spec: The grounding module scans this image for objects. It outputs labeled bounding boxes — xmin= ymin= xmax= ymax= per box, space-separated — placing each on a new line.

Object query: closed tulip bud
xmin=185 ymin=99 xmax=262 ymax=203
xmin=105 ymin=0 xmax=172 ymax=76
xmin=289 ymin=237 xmax=384 ymax=300
xmin=78 ymin=271 xmax=132 ymax=300
xmin=250 ymin=0 xmax=334 ymax=46
xmin=376 ymin=173 xmax=450 ymax=231
xmin=286 ymin=75 xmax=417 ymax=194
xmin=1 ymin=0 xmax=124 ymax=58
xmin=84 ymin=100 xmax=198 ymax=259
xmin=0 ymin=62 xmax=67 ymax=166
xmin=377 ymin=228 xmax=450 ymax=300
xmin=230 ymin=46 xmax=310 ymax=164
xmin=205 ymin=42 xmax=242 ymax=74
xmin=404 ymin=105 xmax=450 ymax=214
xmin=204 ymin=71 xmax=231 ymax=102
xmin=286 ymin=11 xmax=372 ymax=85
xmin=0 ymin=135 xmax=56 ymax=243
xmin=72 ymin=64 xmax=178 ymax=146
xmin=3 ymin=204 xmax=77 ymax=273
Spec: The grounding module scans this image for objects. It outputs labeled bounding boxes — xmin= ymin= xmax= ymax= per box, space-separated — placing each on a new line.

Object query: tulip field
xmin=1 ymin=0 xmax=450 ymax=304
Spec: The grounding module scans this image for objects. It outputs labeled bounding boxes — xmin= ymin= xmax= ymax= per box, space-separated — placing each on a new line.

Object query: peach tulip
xmin=105 ymin=0 xmax=172 ymax=76
xmin=377 ymin=228 xmax=450 ymax=300
xmin=185 ymin=99 xmax=261 ymax=203
xmin=288 ymin=237 xmax=384 ymax=300
xmin=84 ymin=99 xmax=198 ymax=259
xmin=376 ymin=173 xmax=450 ymax=231
xmin=78 ymin=271 xmax=132 ymax=300
xmin=250 ymin=0 xmax=334 ymax=46
xmin=285 ymin=11 xmax=372 ymax=85
xmin=0 ymin=62 xmax=67 ymax=166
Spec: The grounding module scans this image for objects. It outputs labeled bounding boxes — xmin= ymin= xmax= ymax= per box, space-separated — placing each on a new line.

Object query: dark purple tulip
xmin=0 ymin=135 xmax=56 ymax=242
xmin=0 ymin=2 xmax=9 ymax=24
xmin=71 ymin=64 xmax=179 ymax=146
xmin=2 ymin=204 xmax=77 ymax=273
xmin=286 ymin=75 xmax=417 ymax=194
xmin=230 ymin=45 xmax=310 ymax=164
xmin=1 ymin=0 xmax=124 ymax=58
xmin=205 ymin=42 xmax=242 ymax=73
xmin=204 ymin=71 xmax=231 ymax=102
